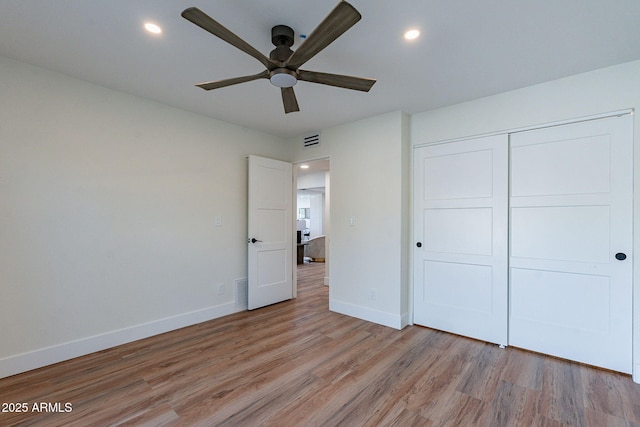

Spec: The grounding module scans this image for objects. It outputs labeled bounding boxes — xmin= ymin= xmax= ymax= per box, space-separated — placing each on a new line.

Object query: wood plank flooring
xmin=2 ymin=261 xmax=640 ymax=426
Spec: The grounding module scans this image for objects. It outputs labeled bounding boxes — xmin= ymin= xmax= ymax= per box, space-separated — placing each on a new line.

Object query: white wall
xmin=309 ymin=193 xmax=325 ymax=238
xmin=411 ymin=59 xmax=640 ymax=382
xmin=289 ymin=111 xmax=411 ymax=329
xmin=297 ymin=171 xmax=326 ymax=190
xmin=0 ymin=56 xmax=289 ymax=378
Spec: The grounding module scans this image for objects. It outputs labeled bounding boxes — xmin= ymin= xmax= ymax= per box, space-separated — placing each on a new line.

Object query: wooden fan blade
xmin=195 ymin=70 xmax=269 ymax=90
xmin=286 ymin=1 xmax=361 ymax=70
xmin=297 ymin=70 xmax=376 ymax=92
xmin=182 ymin=7 xmax=275 ymax=70
xmin=281 ymin=87 xmax=300 ymax=113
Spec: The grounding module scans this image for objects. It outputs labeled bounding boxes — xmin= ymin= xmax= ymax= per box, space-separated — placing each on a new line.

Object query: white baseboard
xmin=0 ymin=302 xmax=241 ymax=379
xmin=634 ymin=363 xmax=640 ymax=384
xmin=329 ymin=299 xmax=403 ymax=330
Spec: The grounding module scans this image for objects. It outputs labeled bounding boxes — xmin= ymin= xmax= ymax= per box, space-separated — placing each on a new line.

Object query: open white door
xmin=248 ymin=155 xmax=293 ymax=310
xmin=413 ymin=135 xmax=509 ymax=345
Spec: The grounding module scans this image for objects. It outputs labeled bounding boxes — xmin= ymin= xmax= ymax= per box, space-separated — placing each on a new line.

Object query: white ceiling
xmin=2 ymin=1 xmax=640 ymax=138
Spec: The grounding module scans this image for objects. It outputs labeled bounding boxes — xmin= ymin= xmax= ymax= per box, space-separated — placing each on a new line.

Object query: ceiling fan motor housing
xmin=270 ymin=25 xmax=295 ymax=63
xmin=271 ymin=25 xmax=294 ymax=47
xmin=269 ymin=25 xmax=297 ymax=87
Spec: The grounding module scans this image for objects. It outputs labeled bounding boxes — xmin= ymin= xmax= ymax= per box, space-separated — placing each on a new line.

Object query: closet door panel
xmin=414 ymin=135 xmax=508 ymax=345
xmin=511 ymin=134 xmax=611 ymax=197
xmin=509 ymin=115 xmax=632 ymax=373
xmin=511 ymin=205 xmax=610 ymax=263
xmin=424 ymin=149 xmax=494 ymax=200
xmin=424 ymin=208 xmax=493 ymax=256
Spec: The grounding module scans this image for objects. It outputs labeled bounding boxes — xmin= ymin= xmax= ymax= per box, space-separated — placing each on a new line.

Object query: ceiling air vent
xmin=303 ymin=132 xmax=321 ymax=149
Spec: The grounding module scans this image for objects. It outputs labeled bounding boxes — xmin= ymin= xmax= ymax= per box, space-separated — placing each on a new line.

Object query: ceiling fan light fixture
xmin=269 ymin=68 xmax=298 ymax=88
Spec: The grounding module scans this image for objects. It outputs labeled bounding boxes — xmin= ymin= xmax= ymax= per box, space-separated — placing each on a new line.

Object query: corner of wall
xmin=329 ymin=298 xmax=404 ymax=330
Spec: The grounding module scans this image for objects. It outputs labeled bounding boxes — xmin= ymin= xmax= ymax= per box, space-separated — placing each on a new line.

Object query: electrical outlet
xmin=215 ymin=215 xmax=222 ymax=227
xmin=217 ymin=283 xmax=225 ymax=295
xmin=349 ymin=216 xmax=356 ymax=226
xmin=368 ymin=288 xmax=377 ymax=301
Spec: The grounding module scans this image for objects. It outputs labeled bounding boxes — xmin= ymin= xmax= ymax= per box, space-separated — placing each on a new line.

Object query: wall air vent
xmin=303 ymin=132 xmax=321 ymax=149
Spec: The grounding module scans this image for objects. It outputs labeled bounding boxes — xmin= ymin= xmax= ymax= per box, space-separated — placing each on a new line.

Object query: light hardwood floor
xmin=1 ymin=262 xmax=640 ymax=426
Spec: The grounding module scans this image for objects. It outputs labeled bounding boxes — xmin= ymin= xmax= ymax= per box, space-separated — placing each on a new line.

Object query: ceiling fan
xmin=181 ymin=1 xmax=376 ymax=113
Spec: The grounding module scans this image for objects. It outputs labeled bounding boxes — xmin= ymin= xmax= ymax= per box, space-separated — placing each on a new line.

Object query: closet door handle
xmin=416 ymin=242 xmax=422 ymax=248
xmin=615 ymin=252 xmax=627 ymax=261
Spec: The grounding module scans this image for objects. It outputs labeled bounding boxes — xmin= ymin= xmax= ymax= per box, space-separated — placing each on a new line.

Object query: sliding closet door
xmin=509 ymin=115 xmax=633 ymax=373
xmin=414 ymin=135 xmax=508 ymax=345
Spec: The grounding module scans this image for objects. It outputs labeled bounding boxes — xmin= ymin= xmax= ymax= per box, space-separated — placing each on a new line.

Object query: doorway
xmin=295 ymin=158 xmax=330 ymax=291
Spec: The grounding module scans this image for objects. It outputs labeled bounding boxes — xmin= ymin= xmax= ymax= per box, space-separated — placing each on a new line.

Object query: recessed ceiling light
xmin=300 ymin=164 xmax=310 ymax=169
xmin=144 ymin=22 xmax=162 ymax=34
xmin=404 ymin=29 xmax=420 ymax=41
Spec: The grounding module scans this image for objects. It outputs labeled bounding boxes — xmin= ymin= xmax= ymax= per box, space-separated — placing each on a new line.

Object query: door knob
xmin=416 ymin=242 xmax=422 ymax=248
xmin=249 ymin=238 xmax=263 ymax=244
xmin=615 ymin=252 xmax=627 ymax=261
